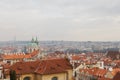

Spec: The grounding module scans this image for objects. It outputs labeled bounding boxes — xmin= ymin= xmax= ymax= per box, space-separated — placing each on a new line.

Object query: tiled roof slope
xmin=112 ymin=72 xmax=120 ymax=80
xmin=2 ymin=50 xmax=39 ymax=60
xmin=5 ymin=58 xmax=72 ymax=75
xmin=111 ymin=68 xmax=120 ymax=76
xmin=80 ymin=68 xmax=107 ymax=77
xmin=98 ymin=77 xmax=111 ymax=80
xmin=107 ymin=51 xmax=120 ymax=60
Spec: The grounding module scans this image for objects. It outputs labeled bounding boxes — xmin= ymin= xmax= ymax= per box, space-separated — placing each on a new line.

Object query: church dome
xmin=27 ymin=43 xmax=38 ymax=48
xmin=25 ymin=37 xmax=39 ymax=53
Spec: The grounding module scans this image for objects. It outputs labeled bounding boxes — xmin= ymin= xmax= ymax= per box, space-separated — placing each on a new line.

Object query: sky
xmin=0 ymin=0 xmax=120 ymax=41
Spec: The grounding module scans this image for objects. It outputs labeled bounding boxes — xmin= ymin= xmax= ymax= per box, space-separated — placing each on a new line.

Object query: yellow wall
xmin=20 ymin=74 xmax=35 ymax=80
xmin=42 ymin=73 xmax=67 ymax=80
xmin=105 ymin=72 xmax=113 ymax=79
xmin=6 ymin=69 xmax=73 ymax=80
xmin=35 ymin=74 xmax=42 ymax=80
xmin=67 ymin=69 xmax=73 ymax=80
xmin=21 ymin=70 xmax=73 ymax=80
xmin=5 ymin=74 xmax=35 ymax=80
xmin=20 ymin=72 xmax=68 ymax=80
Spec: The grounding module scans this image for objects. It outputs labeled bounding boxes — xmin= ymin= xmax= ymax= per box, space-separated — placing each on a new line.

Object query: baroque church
xmin=25 ymin=37 xmax=39 ymax=53
xmin=1 ymin=37 xmax=42 ymax=65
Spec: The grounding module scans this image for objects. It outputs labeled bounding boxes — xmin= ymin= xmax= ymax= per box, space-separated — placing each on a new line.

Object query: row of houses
xmin=69 ymin=51 xmax=120 ymax=80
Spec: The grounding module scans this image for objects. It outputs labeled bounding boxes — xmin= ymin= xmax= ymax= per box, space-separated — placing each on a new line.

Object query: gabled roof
xmin=5 ymin=58 xmax=72 ymax=75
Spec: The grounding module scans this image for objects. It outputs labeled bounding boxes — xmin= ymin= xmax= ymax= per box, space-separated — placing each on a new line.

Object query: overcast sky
xmin=0 ymin=0 xmax=120 ymax=41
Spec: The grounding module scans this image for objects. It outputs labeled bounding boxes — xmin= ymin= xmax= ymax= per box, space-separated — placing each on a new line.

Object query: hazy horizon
xmin=0 ymin=0 xmax=120 ymax=41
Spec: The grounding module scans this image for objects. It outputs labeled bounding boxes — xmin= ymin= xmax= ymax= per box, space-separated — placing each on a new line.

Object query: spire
xmin=36 ymin=37 xmax=38 ymax=42
xmin=35 ymin=37 xmax=39 ymax=45
xmin=31 ymin=37 xmax=34 ymax=43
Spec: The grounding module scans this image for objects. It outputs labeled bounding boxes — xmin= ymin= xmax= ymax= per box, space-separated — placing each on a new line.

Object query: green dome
xmin=28 ymin=43 xmax=38 ymax=48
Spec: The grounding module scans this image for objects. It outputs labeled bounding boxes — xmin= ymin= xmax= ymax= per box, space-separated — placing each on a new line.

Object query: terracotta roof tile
xmin=80 ymin=68 xmax=107 ymax=77
xmin=5 ymin=58 xmax=72 ymax=75
xmin=112 ymin=72 xmax=120 ymax=80
xmin=2 ymin=50 xmax=39 ymax=60
xmin=98 ymin=77 xmax=111 ymax=80
xmin=111 ymin=68 xmax=120 ymax=76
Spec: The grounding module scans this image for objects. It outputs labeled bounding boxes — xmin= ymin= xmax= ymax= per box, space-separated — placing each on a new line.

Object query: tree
xmin=90 ymin=76 xmax=97 ymax=80
xmin=10 ymin=69 xmax=13 ymax=80
xmin=10 ymin=69 xmax=16 ymax=80
xmin=12 ymin=70 xmax=16 ymax=80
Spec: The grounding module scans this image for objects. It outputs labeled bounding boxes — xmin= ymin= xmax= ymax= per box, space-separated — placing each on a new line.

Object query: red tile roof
xmin=111 ymin=68 xmax=120 ymax=76
xmin=2 ymin=63 xmax=11 ymax=69
xmin=2 ymin=50 xmax=39 ymax=60
xmin=107 ymin=51 xmax=120 ymax=60
xmin=71 ymin=56 xmax=81 ymax=60
xmin=5 ymin=58 xmax=72 ymax=75
xmin=80 ymin=68 xmax=107 ymax=77
xmin=71 ymin=55 xmax=86 ymax=61
xmin=112 ymin=72 xmax=120 ymax=80
xmin=98 ymin=77 xmax=111 ymax=80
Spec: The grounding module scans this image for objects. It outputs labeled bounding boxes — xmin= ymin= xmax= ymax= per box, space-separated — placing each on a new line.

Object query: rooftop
xmin=5 ymin=58 xmax=72 ymax=75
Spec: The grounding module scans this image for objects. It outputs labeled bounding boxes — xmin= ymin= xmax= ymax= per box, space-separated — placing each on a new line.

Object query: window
xmin=23 ymin=77 xmax=31 ymax=80
xmin=7 ymin=61 xmax=11 ymax=63
xmin=52 ymin=77 xmax=58 ymax=80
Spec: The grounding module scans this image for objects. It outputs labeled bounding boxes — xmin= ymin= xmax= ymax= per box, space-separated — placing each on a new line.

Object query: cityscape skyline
xmin=0 ymin=0 xmax=120 ymax=41
xmin=0 ymin=1 xmax=120 ymax=80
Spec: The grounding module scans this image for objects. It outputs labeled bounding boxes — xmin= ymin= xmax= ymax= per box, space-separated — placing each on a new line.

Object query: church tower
xmin=35 ymin=37 xmax=39 ymax=45
xmin=26 ymin=37 xmax=39 ymax=53
xmin=31 ymin=37 xmax=35 ymax=43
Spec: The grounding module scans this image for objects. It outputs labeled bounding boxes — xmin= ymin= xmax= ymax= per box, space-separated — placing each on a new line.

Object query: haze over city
xmin=0 ymin=0 xmax=120 ymax=41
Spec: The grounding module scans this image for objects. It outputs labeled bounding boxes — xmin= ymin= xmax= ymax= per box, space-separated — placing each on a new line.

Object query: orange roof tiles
xmin=2 ymin=63 xmax=10 ymax=69
xmin=112 ymin=72 xmax=120 ymax=80
xmin=107 ymin=51 xmax=120 ymax=60
xmin=98 ymin=77 xmax=111 ymax=80
xmin=35 ymin=60 xmax=67 ymax=74
xmin=71 ymin=55 xmax=86 ymax=61
xmin=5 ymin=58 xmax=72 ymax=75
xmin=80 ymin=68 xmax=107 ymax=77
xmin=2 ymin=50 xmax=39 ymax=60
xmin=71 ymin=56 xmax=81 ymax=60
xmin=111 ymin=68 xmax=120 ymax=76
